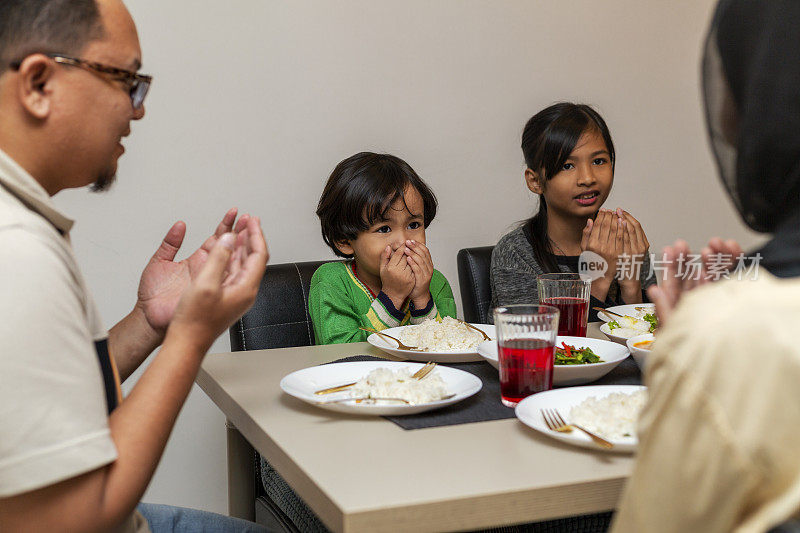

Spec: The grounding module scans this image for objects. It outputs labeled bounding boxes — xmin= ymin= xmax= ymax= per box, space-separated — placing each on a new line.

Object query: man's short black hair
xmin=0 ymin=0 xmax=103 ymax=75
xmin=316 ymin=152 xmax=438 ymax=258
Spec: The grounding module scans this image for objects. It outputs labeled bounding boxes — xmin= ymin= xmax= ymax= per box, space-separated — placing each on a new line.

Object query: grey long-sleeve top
xmin=489 ymin=223 xmax=657 ymax=321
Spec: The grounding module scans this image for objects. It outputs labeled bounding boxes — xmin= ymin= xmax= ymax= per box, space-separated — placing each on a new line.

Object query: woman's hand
xmin=405 ymin=240 xmax=434 ymax=310
xmin=647 ymin=240 xmax=698 ymax=327
xmin=648 ymin=237 xmax=744 ymax=327
xmin=700 ymin=237 xmax=743 ymax=280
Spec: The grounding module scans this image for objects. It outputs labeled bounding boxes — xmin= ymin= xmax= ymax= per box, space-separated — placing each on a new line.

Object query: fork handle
xmin=316 ymin=396 xmax=412 ymax=405
xmin=593 ymin=307 xmax=623 ymax=319
xmin=458 ymin=319 xmax=491 ymax=340
xmin=359 ymin=327 xmax=423 ymax=351
xmin=314 ymin=382 xmax=357 ymax=395
xmin=571 ymin=424 xmax=614 ymax=449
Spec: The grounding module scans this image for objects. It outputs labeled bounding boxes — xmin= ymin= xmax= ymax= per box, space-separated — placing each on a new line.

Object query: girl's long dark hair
xmin=521 ymin=103 xmax=615 ymax=272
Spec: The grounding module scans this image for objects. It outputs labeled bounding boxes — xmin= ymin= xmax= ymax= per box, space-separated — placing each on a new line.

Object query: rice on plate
xmin=569 ymin=390 xmax=647 ymax=440
xmin=399 ymin=316 xmax=484 ymax=352
xmin=350 ymin=367 xmax=448 ymax=404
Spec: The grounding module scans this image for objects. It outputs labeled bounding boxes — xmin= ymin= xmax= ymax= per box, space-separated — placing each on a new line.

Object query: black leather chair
xmin=229 ymin=260 xmax=334 ymax=532
xmin=457 ymin=246 xmax=495 ymax=323
xmin=230 ymin=260 xmax=328 ymax=352
xmin=770 ymin=520 xmax=800 ymax=533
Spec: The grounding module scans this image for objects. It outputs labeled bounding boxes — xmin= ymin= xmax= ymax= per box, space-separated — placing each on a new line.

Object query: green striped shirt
xmin=309 ymin=261 xmax=457 ymax=345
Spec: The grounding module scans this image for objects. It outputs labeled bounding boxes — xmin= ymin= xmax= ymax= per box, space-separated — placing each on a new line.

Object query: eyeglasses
xmin=9 ymin=53 xmax=152 ymax=110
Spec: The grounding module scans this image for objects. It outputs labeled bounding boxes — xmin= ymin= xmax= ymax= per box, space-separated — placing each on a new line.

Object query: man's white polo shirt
xmin=0 ymin=148 xmax=147 ymax=531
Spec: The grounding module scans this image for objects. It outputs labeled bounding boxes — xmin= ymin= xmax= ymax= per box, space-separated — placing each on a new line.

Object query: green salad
xmin=555 ymin=343 xmax=603 ymax=365
xmin=607 ymin=313 xmax=658 ymax=334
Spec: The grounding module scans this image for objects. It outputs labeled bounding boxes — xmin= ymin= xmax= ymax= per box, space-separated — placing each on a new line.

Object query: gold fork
xmin=314 ymin=361 xmax=437 ymax=395
xmin=592 ymin=307 xmax=625 ymax=320
xmin=457 ymin=319 xmax=491 ymax=341
xmin=541 ymin=408 xmax=614 ymax=449
xmin=359 ymin=327 xmax=423 ymax=351
xmin=317 ymin=396 xmax=412 ymax=405
xmin=316 ymin=393 xmax=456 ymax=405
xmin=410 ymin=361 xmax=437 ymax=380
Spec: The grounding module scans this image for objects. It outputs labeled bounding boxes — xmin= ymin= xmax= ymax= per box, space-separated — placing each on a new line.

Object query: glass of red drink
xmin=537 ymin=273 xmax=591 ymax=337
xmin=493 ymin=304 xmax=559 ymax=407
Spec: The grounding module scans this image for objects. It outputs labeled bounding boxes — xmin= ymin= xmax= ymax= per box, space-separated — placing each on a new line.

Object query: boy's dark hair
xmin=521 ymin=102 xmax=615 ymax=272
xmin=0 ymin=0 xmax=104 ymax=76
xmin=316 ymin=152 xmax=438 ymax=258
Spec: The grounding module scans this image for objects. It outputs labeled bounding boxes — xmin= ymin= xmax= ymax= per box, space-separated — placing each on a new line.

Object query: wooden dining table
xmin=196 ymin=323 xmax=638 ymax=533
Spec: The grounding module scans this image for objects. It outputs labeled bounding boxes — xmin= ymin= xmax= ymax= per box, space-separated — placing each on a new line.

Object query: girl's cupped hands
xmin=581 ymin=208 xmax=650 ymax=279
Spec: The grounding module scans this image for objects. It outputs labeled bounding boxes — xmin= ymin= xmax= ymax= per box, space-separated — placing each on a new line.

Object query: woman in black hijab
xmin=703 ymin=0 xmax=800 ymax=276
xmin=612 ymin=1 xmax=800 ymax=531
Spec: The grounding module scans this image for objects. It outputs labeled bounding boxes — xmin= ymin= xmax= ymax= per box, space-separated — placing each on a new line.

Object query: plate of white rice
xmin=280 ymin=361 xmax=482 ymax=415
xmin=367 ymin=317 xmax=495 ymax=363
xmin=515 ymin=385 xmax=647 ymax=452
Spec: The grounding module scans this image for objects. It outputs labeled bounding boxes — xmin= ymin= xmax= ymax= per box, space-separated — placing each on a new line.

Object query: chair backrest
xmin=769 ymin=520 xmax=800 ymax=533
xmin=456 ymin=246 xmax=495 ymax=324
xmin=229 ymin=260 xmax=333 ymax=351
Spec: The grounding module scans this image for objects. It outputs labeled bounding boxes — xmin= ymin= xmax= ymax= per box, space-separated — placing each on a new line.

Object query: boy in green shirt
xmin=310 ymin=152 xmax=457 ymax=344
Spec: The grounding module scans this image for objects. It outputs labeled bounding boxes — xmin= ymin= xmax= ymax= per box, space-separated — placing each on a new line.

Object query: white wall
xmin=52 ymin=0 xmax=763 ymax=514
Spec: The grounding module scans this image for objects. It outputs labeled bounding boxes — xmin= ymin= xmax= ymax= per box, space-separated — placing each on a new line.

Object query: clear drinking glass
xmin=537 ymin=273 xmax=591 ymax=337
xmin=493 ymin=304 xmax=560 ymax=407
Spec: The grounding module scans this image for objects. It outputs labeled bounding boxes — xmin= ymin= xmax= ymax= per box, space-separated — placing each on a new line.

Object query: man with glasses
xmin=0 ymin=1 xmax=269 ymax=531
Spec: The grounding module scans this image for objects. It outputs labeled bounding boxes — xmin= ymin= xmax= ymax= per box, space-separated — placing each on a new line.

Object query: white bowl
xmin=626 ymin=333 xmax=654 ymax=371
xmin=476 ymin=336 xmax=630 ymax=386
xmin=597 ymin=303 xmax=656 ymax=322
xmin=599 ymin=322 xmax=650 ymax=346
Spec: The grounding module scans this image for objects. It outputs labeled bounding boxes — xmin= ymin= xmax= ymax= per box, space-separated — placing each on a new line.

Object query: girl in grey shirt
xmin=491 ymin=103 xmax=656 ymax=320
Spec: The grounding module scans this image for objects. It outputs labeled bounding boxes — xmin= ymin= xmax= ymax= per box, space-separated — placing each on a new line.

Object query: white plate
xmin=476 ymin=336 xmax=629 ymax=386
xmin=515 ymin=385 xmax=646 ymax=453
xmin=626 ymin=333 xmax=654 ymax=372
xmin=367 ymin=324 xmax=495 ymax=363
xmin=597 ymin=303 xmax=656 ymax=322
xmin=280 ymin=361 xmax=482 ymax=415
xmin=599 ymin=322 xmax=651 ymax=345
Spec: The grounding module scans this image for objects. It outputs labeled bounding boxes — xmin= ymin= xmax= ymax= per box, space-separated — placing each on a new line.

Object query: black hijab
xmin=704 ymin=0 xmax=800 ymax=277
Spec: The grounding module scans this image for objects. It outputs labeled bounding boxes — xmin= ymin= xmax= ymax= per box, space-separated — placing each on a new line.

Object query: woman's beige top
xmin=613 ymin=272 xmax=800 ymax=533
